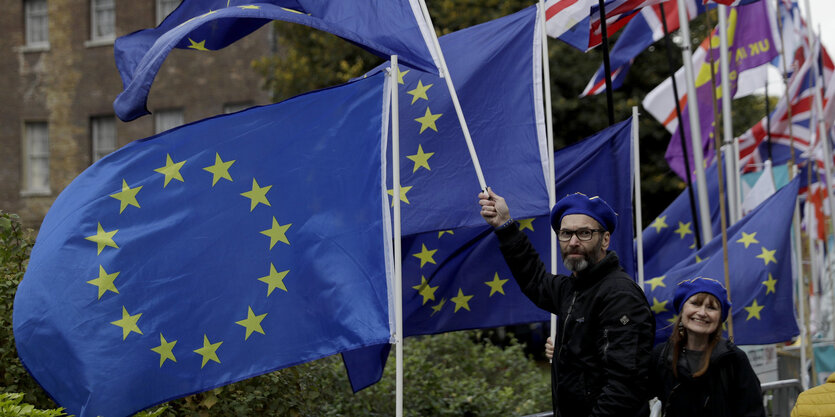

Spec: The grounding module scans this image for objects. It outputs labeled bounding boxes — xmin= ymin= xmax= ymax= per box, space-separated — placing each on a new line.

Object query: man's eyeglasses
xmin=557 ymin=229 xmax=606 ymax=242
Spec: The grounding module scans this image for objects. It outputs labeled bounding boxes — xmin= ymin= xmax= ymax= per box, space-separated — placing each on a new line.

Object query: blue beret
xmin=673 ymin=277 xmax=732 ymax=322
xmin=550 ymin=193 xmax=617 ymax=232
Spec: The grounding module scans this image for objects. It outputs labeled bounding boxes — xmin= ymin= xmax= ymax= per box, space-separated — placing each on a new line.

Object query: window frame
xmin=91 ymin=116 xmax=117 ymax=163
xmin=89 ymin=0 xmax=116 ymax=43
xmin=24 ymin=0 xmax=49 ymax=49
xmin=21 ymin=121 xmax=51 ymax=196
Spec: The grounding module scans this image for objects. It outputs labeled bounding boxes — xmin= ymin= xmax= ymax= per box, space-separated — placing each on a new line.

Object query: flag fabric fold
xmin=15 ymin=73 xmax=393 ymax=417
xmin=380 ymin=5 xmax=550 ymax=235
xmin=113 ymin=0 xmax=440 ymax=121
xmin=646 ymin=177 xmax=801 ymax=345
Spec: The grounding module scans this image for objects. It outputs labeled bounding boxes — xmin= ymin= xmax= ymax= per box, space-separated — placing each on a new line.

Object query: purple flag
xmin=663 ymin=0 xmax=777 ymax=179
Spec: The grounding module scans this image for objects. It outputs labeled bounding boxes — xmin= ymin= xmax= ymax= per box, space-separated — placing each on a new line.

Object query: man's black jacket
xmin=496 ymin=226 xmax=654 ymax=417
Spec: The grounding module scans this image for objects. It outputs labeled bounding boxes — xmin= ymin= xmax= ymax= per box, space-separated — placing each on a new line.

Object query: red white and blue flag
xmin=581 ymin=0 xmax=706 ymax=96
xmin=549 ymin=0 xmax=667 ymax=51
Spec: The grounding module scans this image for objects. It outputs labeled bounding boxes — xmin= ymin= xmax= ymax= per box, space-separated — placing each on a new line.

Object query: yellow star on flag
xmin=406 ymin=144 xmax=434 ymax=172
xmin=517 ymin=218 xmax=535 ymax=232
xmin=695 ymin=255 xmax=707 ymax=264
xmin=430 ymin=298 xmax=447 ymax=316
xmin=387 ymin=185 xmax=413 ymax=206
xmin=450 ymin=288 xmax=474 ymax=313
xmin=415 ymin=107 xmax=442 ymax=134
xmin=484 ymin=272 xmax=508 ymax=297
xmin=241 ymin=178 xmax=272 ymax=211
xmin=85 ymin=223 xmax=119 ymax=255
xmin=650 ymin=297 xmax=669 ymax=314
xmin=744 ymin=299 xmax=764 ymax=320
xmin=650 ymin=216 xmax=668 ymax=233
xmin=187 ymin=38 xmax=209 ymax=51
xmin=109 ymin=179 xmax=142 ymax=214
xmin=111 ymin=306 xmax=142 ymax=340
xmin=203 ymin=153 xmax=235 ymax=186
xmin=438 ymin=230 xmax=454 ymax=238
xmin=194 ymin=334 xmax=223 ymax=368
xmin=756 ymin=247 xmax=777 ymax=265
xmin=412 ymin=244 xmax=437 ymax=268
xmin=736 ymin=231 xmax=759 ymax=248
xmin=412 ymin=276 xmax=439 ymax=305
xmin=238 ymin=4 xmax=260 ymax=9
xmin=407 ymin=80 xmax=433 ymax=104
xmin=260 ymin=217 xmax=292 ymax=249
xmin=151 ymin=334 xmax=177 ymax=367
xmin=645 ymin=275 xmax=666 ymax=291
xmin=153 ymin=154 xmax=186 ymax=187
xmin=87 ymin=265 xmax=120 ymax=299
xmin=396 ymin=68 xmax=410 ymax=84
xmin=674 ymin=221 xmax=693 ymax=239
xmin=259 ymin=263 xmax=289 ymax=296
xmin=235 ymin=307 xmax=267 ymax=340
xmin=762 ymin=273 xmax=777 ymax=295
xmin=666 ymin=314 xmax=679 ymax=324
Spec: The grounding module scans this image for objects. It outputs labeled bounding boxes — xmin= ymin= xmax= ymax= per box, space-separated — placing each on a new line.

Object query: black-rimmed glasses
xmin=557 ymin=229 xmax=605 ymax=242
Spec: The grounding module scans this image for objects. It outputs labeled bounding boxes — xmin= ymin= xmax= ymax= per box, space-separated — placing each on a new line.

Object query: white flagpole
xmin=389 ymin=55 xmax=404 ymax=417
xmin=676 ymin=0 xmax=713 ymax=242
xmin=633 ymin=107 xmax=645 ymax=288
xmin=717 ymin=5 xmax=739 ymax=224
xmin=537 ymin=0 xmax=559 ymax=343
xmin=416 ymin=0 xmax=487 ymax=190
xmin=793 ymin=187 xmax=809 ymax=390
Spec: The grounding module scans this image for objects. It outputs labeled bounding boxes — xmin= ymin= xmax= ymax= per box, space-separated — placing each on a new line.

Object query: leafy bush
xmin=0 ymin=393 xmax=64 ymax=417
xmin=2 ymin=211 xmax=549 ymax=416
xmin=164 ymin=332 xmax=550 ymax=417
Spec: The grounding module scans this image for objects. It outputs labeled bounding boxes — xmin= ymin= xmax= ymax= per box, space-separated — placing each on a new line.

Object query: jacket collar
xmin=570 ymin=250 xmax=621 ymax=289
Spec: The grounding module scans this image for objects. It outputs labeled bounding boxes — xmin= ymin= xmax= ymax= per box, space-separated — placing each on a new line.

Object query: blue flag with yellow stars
xmin=343 ymin=114 xmax=635 ymax=391
xmin=14 ymin=73 xmax=394 ymax=417
xmin=645 ymin=176 xmax=801 ymax=345
xmin=642 ymin=164 xmax=722 ymax=284
xmin=381 ymin=5 xmax=549 ymax=235
xmin=114 ymin=0 xmax=440 ymax=121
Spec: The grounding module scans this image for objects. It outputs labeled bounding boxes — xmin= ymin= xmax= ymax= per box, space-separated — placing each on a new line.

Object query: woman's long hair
xmin=670 ymin=293 xmax=723 ymax=378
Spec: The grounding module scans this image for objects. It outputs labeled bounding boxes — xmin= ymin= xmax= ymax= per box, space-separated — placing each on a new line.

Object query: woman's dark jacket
xmin=495 ymin=226 xmax=655 ymax=417
xmin=650 ymin=338 xmax=765 ymax=417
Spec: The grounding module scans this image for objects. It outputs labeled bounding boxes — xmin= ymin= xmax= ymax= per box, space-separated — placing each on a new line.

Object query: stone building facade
xmin=1 ymin=0 xmax=271 ymax=227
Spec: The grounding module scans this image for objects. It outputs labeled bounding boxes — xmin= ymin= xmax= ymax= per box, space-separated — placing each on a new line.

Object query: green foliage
xmin=159 ymin=331 xmax=549 ymax=417
xmin=0 ymin=393 xmax=64 ymax=417
xmin=0 ymin=213 xmax=53 ymax=409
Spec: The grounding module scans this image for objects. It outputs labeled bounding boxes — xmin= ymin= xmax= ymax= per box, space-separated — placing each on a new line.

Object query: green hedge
xmin=1 ymin=211 xmax=549 ymax=416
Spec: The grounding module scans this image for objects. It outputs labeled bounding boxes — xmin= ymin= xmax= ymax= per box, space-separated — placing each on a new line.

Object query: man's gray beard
xmin=563 ymin=257 xmax=589 ymax=272
xmin=562 ymin=237 xmax=604 ymax=273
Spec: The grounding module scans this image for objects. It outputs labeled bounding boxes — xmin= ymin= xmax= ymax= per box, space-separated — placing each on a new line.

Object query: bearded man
xmin=478 ymin=189 xmax=654 ymax=417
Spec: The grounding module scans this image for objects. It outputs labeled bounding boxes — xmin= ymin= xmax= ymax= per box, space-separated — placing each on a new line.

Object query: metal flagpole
xmin=597 ymin=0 xmax=616 ymax=125
xmin=633 ymin=107 xmax=645 ymax=288
xmin=717 ymin=5 xmax=739 ymax=224
xmin=676 ymin=0 xmax=713 ymax=243
xmin=416 ymin=0 xmax=487 ymax=191
xmin=537 ymin=0 xmax=560 ymax=356
xmin=389 ymin=56 xmax=404 ymax=417
xmin=793 ymin=189 xmax=809 ymax=390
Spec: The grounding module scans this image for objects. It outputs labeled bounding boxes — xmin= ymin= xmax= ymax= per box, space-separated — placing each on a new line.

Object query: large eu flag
xmin=114 ymin=0 xmax=439 ymax=121
xmin=14 ymin=73 xmax=394 ymax=417
xmin=646 ymin=177 xmax=801 ymax=345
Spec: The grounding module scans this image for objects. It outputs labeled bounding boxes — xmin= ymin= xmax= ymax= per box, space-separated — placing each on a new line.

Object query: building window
xmin=155 ymin=109 xmax=184 ymax=134
xmin=24 ymin=0 xmax=49 ymax=48
xmin=157 ymin=0 xmax=180 ymax=25
xmin=92 ymin=116 xmax=117 ymax=162
xmin=23 ymin=122 xmax=50 ymax=194
xmin=223 ymin=102 xmax=253 ymax=114
xmin=90 ymin=0 xmax=115 ymax=41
